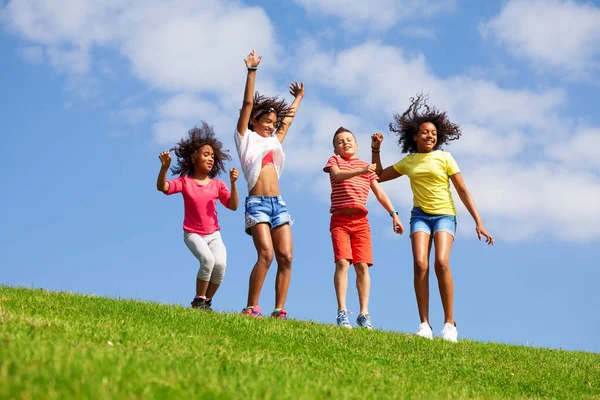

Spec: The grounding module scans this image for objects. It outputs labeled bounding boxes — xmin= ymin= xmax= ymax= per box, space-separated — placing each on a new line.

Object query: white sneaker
xmin=415 ymin=322 xmax=433 ymax=339
xmin=441 ymin=323 xmax=458 ymax=342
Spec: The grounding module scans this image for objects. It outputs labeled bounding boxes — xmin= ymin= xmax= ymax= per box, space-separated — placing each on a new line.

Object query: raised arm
xmin=275 ymin=81 xmax=305 ymax=143
xmin=449 ymin=172 xmax=494 ymax=245
xmin=236 ymin=49 xmax=262 ymax=136
xmin=327 ymin=163 xmax=376 ymax=183
xmin=157 ymin=151 xmax=171 ymax=193
xmin=227 ymin=168 xmax=239 ymax=211
xmin=371 ymin=132 xmax=402 ymax=183
xmin=370 ymin=180 xmax=404 ymax=235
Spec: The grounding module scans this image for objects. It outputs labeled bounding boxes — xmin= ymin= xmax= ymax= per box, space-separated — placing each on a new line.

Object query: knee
xmin=257 ymin=248 xmax=274 ymax=268
xmin=434 ymin=258 xmax=451 ymax=274
xmin=354 ymin=263 xmax=369 ymax=276
xmin=414 ymin=259 xmax=429 ymax=276
xmin=275 ymin=251 xmax=293 ymax=269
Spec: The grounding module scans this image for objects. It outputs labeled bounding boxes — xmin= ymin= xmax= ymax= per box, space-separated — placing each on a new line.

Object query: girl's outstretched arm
xmin=275 ymin=81 xmax=304 ymax=143
xmin=227 ymin=168 xmax=239 ymax=211
xmin=237 ymin=49 xmax=262 ymax=136
xmin=157 ymin=150 xmax=171 ymax=193
xmin=371 ymin=132 xmax=402 ymax=182
xmin=370 ymin=180 xmax=404 ymax=235
xmin=450 ymin=173 xmax=494 ymax=245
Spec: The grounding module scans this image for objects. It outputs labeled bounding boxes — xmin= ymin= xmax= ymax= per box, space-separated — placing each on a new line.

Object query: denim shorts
xmin=244 ymin=196 xmax=292 ymax=235
xmin=409 ymin=207 xmax=456 ymax=237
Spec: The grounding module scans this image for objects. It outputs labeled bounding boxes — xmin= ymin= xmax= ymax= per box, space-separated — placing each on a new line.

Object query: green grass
xmin=1 ymin=286 xmax=599 ymax=399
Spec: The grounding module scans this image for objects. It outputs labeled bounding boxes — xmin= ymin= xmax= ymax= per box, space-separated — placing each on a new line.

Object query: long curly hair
xmin=249 ymin=92 xmax=293 ymax=131
xmin=390 ymin=94 xmax=462 ymax=153
xmin=170 ymin=122 xmax=231 ymax=178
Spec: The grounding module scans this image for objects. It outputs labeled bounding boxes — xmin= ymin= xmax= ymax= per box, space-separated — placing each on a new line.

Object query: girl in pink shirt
xmin=156 ymin=123 xmax=239 ymax=311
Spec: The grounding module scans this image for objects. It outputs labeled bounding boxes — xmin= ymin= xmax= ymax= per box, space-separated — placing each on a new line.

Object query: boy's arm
xmin=327 ymin=164 xmax=376 ymax=183
xmin=370 ymin=180 xmax=404 ymax=235
xmin=237 ymin=50 xmax=262 ymax=136
xmin=227 ymin=168 xmax=239 ymax=211
xmin=275 ymin=81 xmax=305 ymax=143
xmin=450 ymin=172 xmax=494 ymax=245
xmin=157 ymin=151 xmax=171 ymax=193
xmin=371 ymin=132 xmax=402 ymax=182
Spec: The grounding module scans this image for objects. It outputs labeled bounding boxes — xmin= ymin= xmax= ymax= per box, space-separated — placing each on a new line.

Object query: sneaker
xmin=271 ymin=309 xmax=288 ymax=320
xmin=336 ymin=310 xmax=352 ymax=329
xmin=204 ymin=298 xmax=213 ymax=312
xmin=191 ymin=297 xmax=206 ymax=309
xmin=416 ymin=322 xmax=433 ymax=339
xmin=241 ymin=305 xmax=262 ymax=318
xmin=356 ymin=313 xmax=374 ymax=330
xmin=441 ymin=323 xmax=458 ymax=343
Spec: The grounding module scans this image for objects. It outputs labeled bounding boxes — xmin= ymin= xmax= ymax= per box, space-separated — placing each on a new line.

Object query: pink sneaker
xmin=241 ymin=305 xmax=262 ymax=318
xmin=271 ymin=309 xmax=287 ymax=320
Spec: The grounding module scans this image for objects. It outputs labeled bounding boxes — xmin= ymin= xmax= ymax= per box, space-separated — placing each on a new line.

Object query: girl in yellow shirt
xmin=371 ymin=94 xmax=493 ymax=342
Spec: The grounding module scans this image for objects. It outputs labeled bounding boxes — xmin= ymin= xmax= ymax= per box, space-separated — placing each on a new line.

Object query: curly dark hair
xmin=170 ymin=122 xmax=231 ymax=178
xmin=249 ymin=92 xmax=293 ymax=131
xmin=389 ymin=94 xmax=462 ymax=153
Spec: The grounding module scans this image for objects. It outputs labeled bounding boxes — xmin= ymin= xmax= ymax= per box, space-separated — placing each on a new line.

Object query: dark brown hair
xmin=332 ymin=126 xmax=356 ymax=146
xmin=170 ymin=122 xmax=231 ymax=178
xmin=249 ymin=92 xmax=293 ymax=131
xmin=390 ymin=94 xmax=462 ymax=153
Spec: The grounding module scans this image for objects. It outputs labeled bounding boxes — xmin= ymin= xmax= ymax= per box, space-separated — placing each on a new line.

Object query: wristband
xmin=371 ymin=147 xmax=380 ymax=153
xmin=247 ymin=66 xmax=257 ymax=71
xmin=389 ymin=210 xmax=398 ymax=216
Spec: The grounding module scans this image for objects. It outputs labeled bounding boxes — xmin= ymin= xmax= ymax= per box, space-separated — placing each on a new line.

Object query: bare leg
xmin=205 ymin=282 xmax=220 ymax=299
xmin=334 ymin=259 xmax=351 ymax=311
xmin=247 ymin=223 xmax=274 ymax=307
xmin=411 ymin=232 xmax=433 ymax=324
xmin=354 ymin=262 xmax=370 ymax=315
xmin=433 ymin=232 xmax=455 ymax=325
xmin=271 ymin=223 xmax=293 ymax=309
xmin=196 ymin=279 xmax=209 ymax=297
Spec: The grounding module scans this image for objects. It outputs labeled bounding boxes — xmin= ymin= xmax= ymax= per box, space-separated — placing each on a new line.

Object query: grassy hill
xmin=1 ymin=286 xmax=599 ymax=399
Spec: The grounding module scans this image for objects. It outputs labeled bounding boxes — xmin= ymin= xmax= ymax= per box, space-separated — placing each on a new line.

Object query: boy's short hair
xmin=333 ymin=126 xmax=356 ymax=146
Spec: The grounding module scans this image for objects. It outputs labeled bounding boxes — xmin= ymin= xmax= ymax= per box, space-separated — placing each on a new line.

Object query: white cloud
xmin=545 ymin=128 xmax=600 ymax=171
xmin=46 ymin=46 xmax=89 ymax=74
xmin=480 ymin=0 xmax=600 ymax=75
xmin=293 ymin=0 xmax=456 ymax=31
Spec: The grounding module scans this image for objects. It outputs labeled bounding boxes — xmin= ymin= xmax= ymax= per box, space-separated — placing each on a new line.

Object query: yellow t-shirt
xmin=393 ymin=150 xmax=460 ymax=216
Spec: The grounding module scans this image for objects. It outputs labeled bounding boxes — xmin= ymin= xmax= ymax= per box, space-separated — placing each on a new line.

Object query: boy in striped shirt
xmin=323 ymin=127 xmax=404 ymax=329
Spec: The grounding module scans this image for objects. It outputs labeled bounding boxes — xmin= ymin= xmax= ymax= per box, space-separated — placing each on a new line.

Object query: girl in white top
xmin=235 ymin=49 xmax=305 ymax=319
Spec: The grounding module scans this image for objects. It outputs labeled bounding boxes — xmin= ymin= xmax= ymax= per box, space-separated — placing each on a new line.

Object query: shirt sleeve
xmin=392 ymin=157 xmax=406 ymax=175
xmin=166 ymin=176 xmax=185 ymax=195
xmin=217 ymin=179 xmax=232 ymax=207
xmin=445 ymin=152 xmax=460 ymax=176
xmin=323 ymin=155 xmax=338 ymax=173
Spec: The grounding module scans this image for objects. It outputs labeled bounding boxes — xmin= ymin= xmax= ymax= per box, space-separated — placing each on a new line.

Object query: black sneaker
xmin=191 ymin=297 xmax=206 ymax=309
xmin=204 ymin=298 xmax=213 ymax=311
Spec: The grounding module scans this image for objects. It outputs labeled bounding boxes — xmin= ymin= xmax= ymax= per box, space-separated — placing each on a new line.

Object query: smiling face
xmin=413 ymin=122 xmax=438 ymax=153
xmin=252 ymin=111 xmax=277 ymax=137
xmin=193 ymin=144 xmax=215 ymax=174
xmin=333 ymin=130 xmax=358 ymax=159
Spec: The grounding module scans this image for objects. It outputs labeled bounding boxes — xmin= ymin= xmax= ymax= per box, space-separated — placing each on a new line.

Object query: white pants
xmin=183 ymin=231 xmax=227 ymax=285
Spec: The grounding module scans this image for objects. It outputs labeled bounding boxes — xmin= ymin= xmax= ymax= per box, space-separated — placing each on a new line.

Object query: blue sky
xmin=1 ymin=0 xmax=599 ymax=353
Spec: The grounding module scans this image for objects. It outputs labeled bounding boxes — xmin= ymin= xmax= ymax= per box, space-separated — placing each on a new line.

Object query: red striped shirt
xmin=323 ymin=155 xmax=378 ymax=213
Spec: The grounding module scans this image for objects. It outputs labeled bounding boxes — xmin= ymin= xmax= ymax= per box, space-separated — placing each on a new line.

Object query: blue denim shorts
xmin=244 ymin=196 xmax=292 ymax=235
xmin=409 ymin=207 xmax=456 ymax=237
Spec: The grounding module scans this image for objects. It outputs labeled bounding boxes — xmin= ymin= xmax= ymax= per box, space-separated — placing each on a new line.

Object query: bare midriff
xmin=332 ymin=208 xmax=365 ymax=215
xmin=249 ymin=165 xmax=280 ymax=196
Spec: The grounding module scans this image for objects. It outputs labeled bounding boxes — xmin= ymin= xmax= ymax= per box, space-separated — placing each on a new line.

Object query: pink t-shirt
xmin=166 ymin=176 xmax=231 ymax=235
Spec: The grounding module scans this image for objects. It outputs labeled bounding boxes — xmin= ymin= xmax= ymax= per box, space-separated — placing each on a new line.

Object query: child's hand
xmin=476 ymin=224 xmax=494 ymax=245
xmin=371 ymin=132 xmax=383 ymax=149
xmin=289 ymin=81 xmax=305 ymax=98
xmin=159 ymin=150 xmax=171 ymax=169
xmin=392 ymin=214 xmax=404 ymax=235
xmin=229 ymin=168 xmax=239 ymax=183
xmin=244 ymin=49 xmax=262 ymax=69
xmin=362 ymin=163 xmax=376 ymax=174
